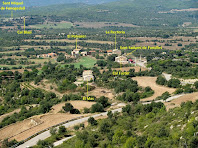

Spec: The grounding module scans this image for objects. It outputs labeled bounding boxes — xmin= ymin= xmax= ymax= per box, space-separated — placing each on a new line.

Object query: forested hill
xmin=18 ymin=0 xmax=197 ymax=27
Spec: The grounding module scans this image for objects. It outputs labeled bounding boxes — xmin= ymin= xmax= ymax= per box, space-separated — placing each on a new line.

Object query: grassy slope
xmin=66 ymin=57 xmax=97 ymax=68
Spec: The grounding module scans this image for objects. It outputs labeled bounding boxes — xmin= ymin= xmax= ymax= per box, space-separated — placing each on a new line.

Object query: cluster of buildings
xmin=37 ymin=53 xmax=57 ymax=58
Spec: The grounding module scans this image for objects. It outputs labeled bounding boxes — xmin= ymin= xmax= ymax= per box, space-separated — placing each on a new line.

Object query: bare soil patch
xmin=133 ymin=77 xmax=176 ymax=101
xmin=88 ymin=87 xmax=115 ymax=100
xmin=51 ymin=101 xmax=95 ymax=114
xmin=165 ymin=92 xmax=198 ymax=110
xmin=7 ymin=113 xmax=83 ymax=142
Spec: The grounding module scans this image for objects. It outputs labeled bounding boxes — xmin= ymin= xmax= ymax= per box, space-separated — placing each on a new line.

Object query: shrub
xmin=90 ymin=103 xmax=104 ymax=113
xmin=88 ymin=117 xmax=97 ymax=126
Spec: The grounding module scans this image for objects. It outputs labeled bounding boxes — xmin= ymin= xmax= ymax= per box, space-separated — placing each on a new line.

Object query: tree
xmin=58 ymin=126 xmax=67 ymax=135
xmin=194 ymin=81 xmax=198 ymax=89
xmin=167 ymin=79 xmax=180 ymax=88
xmin=97 ymin=96 xmax=110 ymax=108
xmin=107 ymin=111 xmax=113 ymax=119
xmin=62 ymin=103 xmax=74 ymax=112
xmin=90 ymin=103 xmax=104 ymax=113
xmin=50 ymin=127 xmax=57 ymax=135
xmin=156 ymin=76 xmax=167 ymax=85
xmin=70 ymin=108 xmax=80 ymax=114
xmin=122 ymin=105 xmax=132 ymax=114
xmin=88 ymin=117 xmax=97 ymax=126
xmin=124 ymin=137 xmax=137 ymax=148
xmin=189 ymin=137 xmax=198 ymax=148
xmin=145 ymin=86 xmax=152 ymax=92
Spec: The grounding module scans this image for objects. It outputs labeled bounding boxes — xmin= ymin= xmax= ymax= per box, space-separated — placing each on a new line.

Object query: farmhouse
xmin=112 ymin=49 xmax=121 ymax=56
xmin=71 ymin=49 xmax=81 ymax=57
xmin=107 ymin=50 xmax=113 ymax=56
xmin=88 ymin=50 xmax=96 ymax=55
xmin=83 ymin=70 xmax=94 ymax=81
xmin=37 ymin=52 xmax=57 ymax=58
xmin=115 ymin=56 xmax=128 ymax=64
xmin=81 ymin=51 xmax=88 ymax=56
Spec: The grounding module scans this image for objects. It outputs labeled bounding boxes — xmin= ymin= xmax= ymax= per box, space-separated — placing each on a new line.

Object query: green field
xmin=66 ymin=57 xmax=97 ymax=68
xmin=30 ymin=22 xmax=73 ymax=29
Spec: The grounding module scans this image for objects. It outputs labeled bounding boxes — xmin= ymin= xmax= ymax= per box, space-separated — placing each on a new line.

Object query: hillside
xmin=0 ymin=0 xmax=119 ymax=7
xmin=11 ymin=0 xmax=197 ymax=27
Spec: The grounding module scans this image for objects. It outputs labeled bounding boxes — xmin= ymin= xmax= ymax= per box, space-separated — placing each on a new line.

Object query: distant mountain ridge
xmin=0 ymin=0 xmax=119 ymax=7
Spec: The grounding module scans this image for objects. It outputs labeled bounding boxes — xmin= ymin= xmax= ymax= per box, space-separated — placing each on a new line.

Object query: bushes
xmin=156 ymin=76 xmax=181 ymax=88
xmin=88 ymin=117 xmax=97 ymax=126
xmin=97 ymin=96 xmax=110 ymax=108
xmin=90 ymin=103 xmax=104 ymax=113
xmin=155 ymin=91 xmax=170 ymax=101
xmin=156 ymin=76 xmax=167 ymax=85
xmin=117 ymin=91 xmax=140 ymax=103
xmin=167 ymin=79 xmax=181 ymax=88
xmin=62 ymin=103 xmax=74 ymax=112
xmin=62 ymin=103 xmax=80 ymax=114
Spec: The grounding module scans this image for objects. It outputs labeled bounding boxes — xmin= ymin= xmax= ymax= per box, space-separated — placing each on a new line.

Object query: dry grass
xmin=88 ymin=87 xmax=115 ymax=100
xmin=165 ymin=92 xmax=198 ymax=110
xmin=133 ymin=77 xmax=176 ymax=101
xmin=51 ymin=101 xmax=96 ymax=114
xmin=100 ymin=66 xmax=147 ymax=73
xmin=126 ymin=36 xmax=197 ymax=50
xmin=8 ymin=114 xmax=83 ymax=141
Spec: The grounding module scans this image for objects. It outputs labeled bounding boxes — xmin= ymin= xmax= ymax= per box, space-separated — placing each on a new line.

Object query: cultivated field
xmin=51 ymin=101 xmax=96 ymax=114
xmin=29 ymin=21 xmax=73 ymax=29
xmin=0 ymin=100 xmax=94 ymax=142
xmin=67 ymin=56 xmax=97 ymax=68
xmin=126 ymin=36 xmax=198 ymax=50
xmin=133 ymin=77 xmax=176 ymax=101
xmin=73 ymin=22 xmax=139 ymax=28
xmin=24 ymin=39 xmax=114 ymax=44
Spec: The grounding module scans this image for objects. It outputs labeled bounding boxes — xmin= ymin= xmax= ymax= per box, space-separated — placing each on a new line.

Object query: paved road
xmin=16 ymin=108 xmax=122 ymax=148
xmin=16 ymin=92 xmax=185 ymax=148
xmin=53 ymin=135 xmax=76 ymax=147
xmin=142 ymin=94 xmax=185 ymax=105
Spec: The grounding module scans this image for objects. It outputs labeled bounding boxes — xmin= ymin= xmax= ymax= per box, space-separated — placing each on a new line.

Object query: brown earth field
xmin=126 ymin=36 xmax=197 ymax=50
xmin=0 ymin=101 xmax=93 ymax=142
xmin=88 ymin=87 xmax=115 ymax=100
xmin=165 ymin=92 xmax=198 ymax=110
xmin=51 ymin=101 xmax=96 ymax=114
xmin=73 ymin=22 xmax=139 ymax=28
xmin=132 ymin=77 xmax=176 ymax=101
